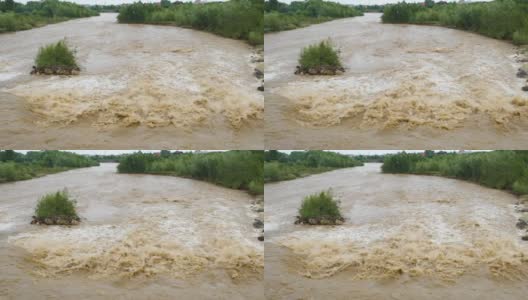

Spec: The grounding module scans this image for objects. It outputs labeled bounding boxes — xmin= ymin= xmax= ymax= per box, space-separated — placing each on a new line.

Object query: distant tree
xmin=0 ymin=150 xmax=17 ymax=162
xmin=425 ymin=0 xmax=434 ymax=8
xmin=266 ymin=0 xmax=279 ymax=11
xmin=424 ymin=150 xmax=435 ymax=158
xmin=160 ymin=150 xmax=171 ymax=158
xmin=160 ymin=0 xmax=171 ymax=8
xmin=0 ymin=0 xmax=16 ymax=11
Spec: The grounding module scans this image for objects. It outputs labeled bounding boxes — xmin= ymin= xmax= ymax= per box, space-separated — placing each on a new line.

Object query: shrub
xmin=299 ymin=190 xmax=342 ymax=221
xmin=248 ymin=179 xmax=264 ymax=195
xmin=35 ymin=190 xmax=78 ymax=220
xmin=117 ymin=2 xmax=154 ymax=23
xmin=248 ymin=31 xmax=263 ymax=46
xmin=513 ymin=27 xmax=528 ymax=45
xmin=513 ymin=177 xmax=528 ymax=195
xmin=264 ymin=162 xmax=281 ymax=182
xmin=0 ymin=162 xmax=32 ymax=182
xmin=35 ymin=40 xmax=78 ymax=69
xmin=382 ymin=2 xmax=424 ymax=23
xmin=299 ymin=39 xmax=342 ymax=70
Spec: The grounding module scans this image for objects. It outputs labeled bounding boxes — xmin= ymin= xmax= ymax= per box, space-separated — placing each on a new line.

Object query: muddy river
xmin=265 ymin=13 xmax=528 ymax=149
xmin=265 ymin=163 xmax=528 ymax=299
xmin=0 ymin=163 xmax=263 ymax=299
xmin=0 ymin=13 xmax=263 ymax=149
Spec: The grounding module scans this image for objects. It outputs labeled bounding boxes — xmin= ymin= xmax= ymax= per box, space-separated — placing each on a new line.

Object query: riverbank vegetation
xmin=117 ymin=151 xmax=264 ymax=195
xmin=296 ymin=39 xmax=344 ymax=75
xmin=117 ymin=0 xmax=263 ymax=45
xmin=32 ymin=189 xmax=80 ymax=225
xmin=0 ymin=0 xmax=98 ymax=33
xmin=382 ymin=150 xmax=528 ymax=195
xmin=382 ymin=0 xmax=528 ymax=45
xmin=264 ymin=0 xmax=362 ymax=32
xmin=33 ymin=39 xmax=79 ymax=75
xmin=0 ymin=150 xmax=99 ymax=183
xmin=264 ymin=150 xmax=363 ymax=182
xmin=296 ymin=190 xmax=344 ymax=225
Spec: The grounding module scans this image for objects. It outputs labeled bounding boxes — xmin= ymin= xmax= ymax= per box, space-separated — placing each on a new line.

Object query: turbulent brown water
xmin=0 ymin=164 xmax=263 ymax=299
xmin=265 ymin=163 xmax=528 ymax=299
xmin=265 ymin=13 xmax=528 ymax=148
xmin=0 ymin=13 xmax=263 ymax=149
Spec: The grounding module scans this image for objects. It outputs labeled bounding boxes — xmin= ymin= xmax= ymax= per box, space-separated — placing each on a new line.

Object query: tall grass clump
xmin=296 ymin=190 xmax=344 ymax=225
xmin=35 ymin=40 xmax=78 ymax=69
xmin=299 ymin=40 xmax=341 ymax=69
xmin=33 ymin=190 xmax=80 ymax=225
xmin=32 ymin=39 xmax=80 ymax=75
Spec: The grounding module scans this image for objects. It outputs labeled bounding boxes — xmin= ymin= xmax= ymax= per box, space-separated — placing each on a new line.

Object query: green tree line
xmin=117 ymin=0 xmax=263 ymax=45
xmin=0 ymin=150 xmax=99 ymax=183
xmin=117 ymin=151 xmax=264 ymax=195
xmin=382 ymin=150 xmax=528 ymax=195
xmin=382 ymin=0 xmax=528 ymax=45
xmin=0 ymin=0 xmax=98 ymax=33
xmin=264 ymin=0 xmax=362 ymax=32
xmin=264 ymin=150 xmax=363 ymax=182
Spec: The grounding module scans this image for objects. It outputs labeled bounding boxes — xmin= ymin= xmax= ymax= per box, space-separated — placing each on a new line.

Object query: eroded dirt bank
xmin=0 ymin=163 xmax=263 ymax=299
xmin=265 ymin=13 xmax=528 ymax=148
xmin=265 ymin=163 xmax=528 ymax=299
xmin=0 ymin=13 xmax=263 ymax=148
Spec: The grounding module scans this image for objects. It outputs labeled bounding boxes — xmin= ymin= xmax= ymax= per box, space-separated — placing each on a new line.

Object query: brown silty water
xmin=0 ymin=13 xmax=263 ymax=149
xmin=265 ymin=163 xmax=528 ymax=299
xmin=0 ymin=163 xmax=263 ymax=299
xmin=265 ymin=13 xmax=528 ymax=149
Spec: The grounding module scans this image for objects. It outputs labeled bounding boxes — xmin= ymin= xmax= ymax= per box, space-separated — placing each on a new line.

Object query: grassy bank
xmin=0 ymin=0 xmax=98 ymax=33
xmin=0 ymin=150 xmax=99 ymax=183
xmin=117 ymin=0 xmax=263 ymax=45
xmin=264 ymin=0 xmax=362 ymax=32
xmin=382 ymin=0 xmax=528 ymax=45
xmin=264 ymin=150 xmax=363 ymax=182
xmin=117 ymin=151 xmax=264 ymax=195
xmin=382 ymin=151 xmax=528 ymax=195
